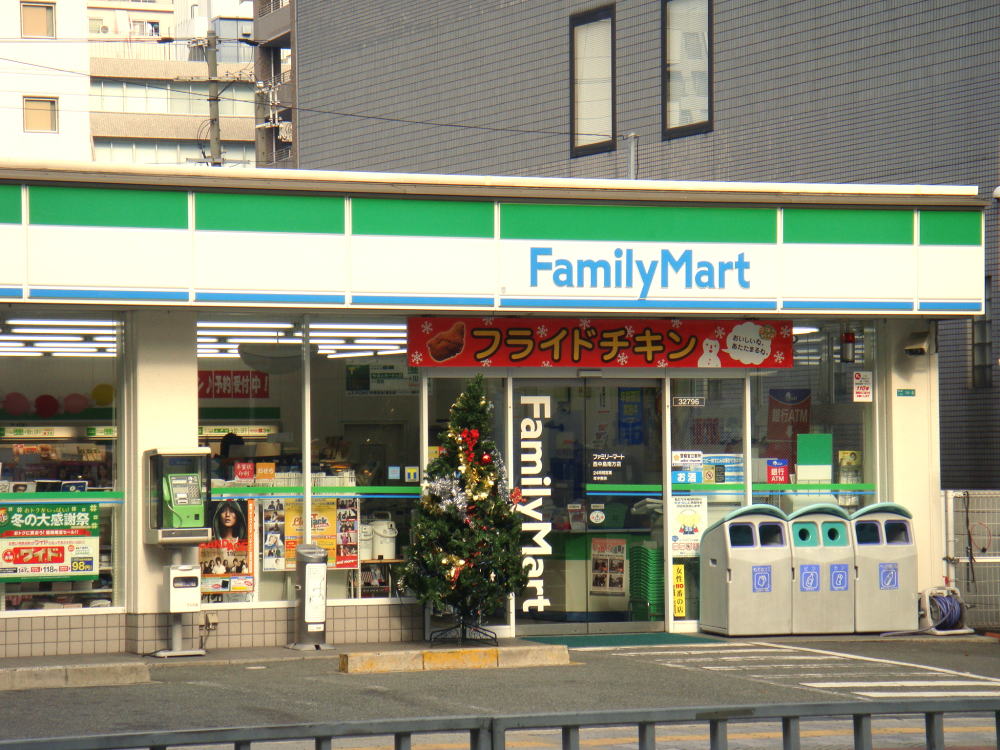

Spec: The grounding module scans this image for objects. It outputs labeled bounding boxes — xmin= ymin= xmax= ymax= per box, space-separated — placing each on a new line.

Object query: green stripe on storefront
xmin=919 ymin=210 xmax=982 ymax=246
xmin=195 ymin=192 xmax=345 ymax=233
xmin=352 ymin=198 xmax=493 ymax=237
xmin=585 ymin=484 xmax=663 ymax=492
xmin=199 ymin=407 xmax=281 ymax=420
xmin=499 ymin=203 xmax=777 ymax=243
xmin=213 ymin=486 xmax=421 ymax=497
xmin=783 ymin=208 xmax=913 ymax=244
xmin=29 ymin=186 xmax=188 ymax=229
xmin=0 ymin=184 xmax=19 ymax=224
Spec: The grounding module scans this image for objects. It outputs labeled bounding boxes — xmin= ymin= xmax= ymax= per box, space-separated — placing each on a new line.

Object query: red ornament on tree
xmin=481 ymin=453 xmax=492 ymax=464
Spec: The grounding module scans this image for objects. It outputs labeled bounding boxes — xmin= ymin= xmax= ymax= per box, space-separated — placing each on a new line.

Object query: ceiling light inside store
xmin=5 ymin=319 xmax=116 ymax=326
xmin=32 ymin=344 xmax=97 ymax=352
xmin=197 ymin=330 xmax=295 ymax=338
xmin=0 ymin=351 xmax=43 ymax=357
xmin=197 ymin=322 xmax=293 ymax=329
xmin=351 ymin=338 xmax=407 ymax=344
xmin=198 ymin=352 xmax=241 ymax=358
xmin=326 ymin=351 xmax=375 ymax=359
xmin=316 ymin=344 xmax=400 ymax=351
xmin=0 ymin=335 xmax=83 ymax=341
xmin=792 ymin=326 xmax=820 ymax=336
xmin=53 ymin=352 xmax=115 ymax=357
xmin=10 ymin=327 xmax=116 ymax=336
xmin=310 ymin=323 xmax=406 ymax=331
xmin=376 ymin=349 xmax=406 ymax=356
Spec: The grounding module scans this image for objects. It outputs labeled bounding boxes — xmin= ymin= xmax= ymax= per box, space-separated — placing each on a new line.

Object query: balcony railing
xmin=256 ymin=0 xmax=290 ymax=18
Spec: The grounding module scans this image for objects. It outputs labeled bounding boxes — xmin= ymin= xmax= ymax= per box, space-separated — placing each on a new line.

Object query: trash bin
xmin=699 ymin=504 xmax=791 ymax=636
xmin=851 ymin=503 xmax=918 ymax=633
xmin=788 ymin=503 xmax=853 ymax=634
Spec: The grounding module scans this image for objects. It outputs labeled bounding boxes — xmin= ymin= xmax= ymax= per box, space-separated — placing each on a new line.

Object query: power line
xmin=0 ymin=54 xmax=605 ymax=140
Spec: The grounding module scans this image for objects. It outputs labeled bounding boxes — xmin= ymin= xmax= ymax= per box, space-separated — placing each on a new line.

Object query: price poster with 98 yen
xmin=0 ymin=503 xmax=100 ymax=582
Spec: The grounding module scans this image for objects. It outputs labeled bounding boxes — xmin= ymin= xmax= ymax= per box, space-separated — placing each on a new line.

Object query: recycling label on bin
xmin=799 ymin=564 xmax=820 ymax=592
xmin=752 ymin=565 xmax=772 ymax=593
xmin=879 ymin=562 xmax=899 ymax=590
xmin=830 ymin=563 xmax=850 ymax=592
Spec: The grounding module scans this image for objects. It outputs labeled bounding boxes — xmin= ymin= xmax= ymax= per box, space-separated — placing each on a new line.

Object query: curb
xmin=0 ymin=663 xmax=150 ymax=692
xmin=340 ymin=644 xmax=570 ymax=674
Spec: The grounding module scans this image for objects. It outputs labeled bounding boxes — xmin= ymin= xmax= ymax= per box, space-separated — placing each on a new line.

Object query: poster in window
xmin=199 ymin=499 xmax=254 ymax=592
xmin=0 ymin=503 xmax=100 ymax=582
xmin=590 ymin=537 xmax=626 ymax=595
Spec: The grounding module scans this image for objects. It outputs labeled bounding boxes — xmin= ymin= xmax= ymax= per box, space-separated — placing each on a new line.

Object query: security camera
xmin=903 ymin=331 xmax=931 ymax=356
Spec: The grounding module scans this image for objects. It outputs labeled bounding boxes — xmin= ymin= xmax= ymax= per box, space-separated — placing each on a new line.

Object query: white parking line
xmin=803 ymin=679 xmax=1000 ymax=688
xmin=856 ymin=690 xmax=1000 ymax=698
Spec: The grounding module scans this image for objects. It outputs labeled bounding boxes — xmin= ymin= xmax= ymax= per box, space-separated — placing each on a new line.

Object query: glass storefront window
xmin=511 ymin=378 xmax=665 ymax=633
xmin=196 ymin=315 xmax=420 ymax=605
xmin=0 ymin=313 xmax=120 ymax=612
xmin=749 ymin=321 xmax=877 ymax=513
xmin=669 ymin=375 xmax=745 ymax=623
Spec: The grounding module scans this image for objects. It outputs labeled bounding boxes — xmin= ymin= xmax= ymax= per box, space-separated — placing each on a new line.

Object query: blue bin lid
xmin=703 ymin=503 xmax=787 ymax=537
xmin=787 ymin=503 xmax=850 ymax=521
xmin=850 ymin=502 xmax=912 ymax=519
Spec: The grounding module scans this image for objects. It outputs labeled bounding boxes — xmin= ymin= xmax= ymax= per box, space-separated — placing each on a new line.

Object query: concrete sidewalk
xmin=0 ymin=638 xmax=570 ymax=691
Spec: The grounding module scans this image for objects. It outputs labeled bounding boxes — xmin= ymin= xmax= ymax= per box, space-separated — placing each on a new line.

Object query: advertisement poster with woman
xmin=199 ymin=499 xmax=255 ymax=597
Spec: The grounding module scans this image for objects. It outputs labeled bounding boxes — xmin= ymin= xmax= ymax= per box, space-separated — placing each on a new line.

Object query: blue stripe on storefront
xmin=0 ymin=287 xmax=22 ymax=297
xmin=782 ymin=300 xmax=914 ymax=311
xmin=499 ymin=297 xmax=777 ymax=310
xmin=918 ymin=301 xmax=982 ymax=311
xmin=195 ymin=292 xmax=346 ymax=304
xmin=28 ymin=288 xmax=189 ymax=301
xmin=351 ymin=295 xmax=494 ymax=306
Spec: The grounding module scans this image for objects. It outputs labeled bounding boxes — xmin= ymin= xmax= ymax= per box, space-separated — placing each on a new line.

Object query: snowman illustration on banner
xmin=697 ymin=339 xmax=722 ymax=367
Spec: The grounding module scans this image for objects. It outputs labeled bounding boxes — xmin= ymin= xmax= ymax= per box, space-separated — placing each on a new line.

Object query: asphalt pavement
xmin=0 ymin=633 xmax=998 ymax=744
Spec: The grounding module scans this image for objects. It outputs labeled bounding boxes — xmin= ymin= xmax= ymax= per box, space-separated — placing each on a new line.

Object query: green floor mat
xmin=522 ymin=632 xmax=719 ymax=648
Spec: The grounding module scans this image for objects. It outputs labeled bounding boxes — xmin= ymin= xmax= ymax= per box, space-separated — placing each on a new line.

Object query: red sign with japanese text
xmin=407 ymin=317 xmax=793 ymax=369
xmin=198 ymin=370 xmax=269 ymax=399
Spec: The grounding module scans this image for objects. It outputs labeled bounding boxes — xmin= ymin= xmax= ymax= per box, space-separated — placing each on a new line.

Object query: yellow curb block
xmin=339 ymin=644 xmax=569 ymax=674
xmin=423 ymin=647 xmax=498 ymax=671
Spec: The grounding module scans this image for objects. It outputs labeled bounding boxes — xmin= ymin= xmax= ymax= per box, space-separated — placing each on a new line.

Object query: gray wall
xmin=294 ymin=0 xmax=1000 ymax=487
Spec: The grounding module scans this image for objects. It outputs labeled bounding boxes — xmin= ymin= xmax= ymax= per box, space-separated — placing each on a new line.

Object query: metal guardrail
xmin=0 ymin=699 xmax=997 ymax=750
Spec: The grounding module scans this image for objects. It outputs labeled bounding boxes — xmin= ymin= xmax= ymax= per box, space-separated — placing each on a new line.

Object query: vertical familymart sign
xmin=517 ymin=394 xmax=552 ymax=612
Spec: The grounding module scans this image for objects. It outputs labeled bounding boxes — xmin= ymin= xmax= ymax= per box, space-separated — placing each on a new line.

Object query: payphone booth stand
xmin=145 ymin=448 xmax=213 ymax=658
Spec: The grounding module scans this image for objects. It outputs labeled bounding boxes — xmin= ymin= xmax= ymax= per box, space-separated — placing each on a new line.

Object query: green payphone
xmin=146 ymin=448 xmax=212 ymax=545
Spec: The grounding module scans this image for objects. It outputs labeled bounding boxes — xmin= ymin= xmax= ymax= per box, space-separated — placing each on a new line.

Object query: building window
xmin=972 ymin=277 xmax=992 ymax=388
xmin=130 ymin=20 xmax=160 ymax=36
xmin=662 ymin=0 xmax=711 ymax=138
xmin=570 ymin=7 xmax=615 ymax=157
xmin=23 ymin=97 xmax=57 ymax=132
xmin=21 ymin=2 xmax=55 ymax=38
xmin=89 ymin=17 xmax=105 ymax=34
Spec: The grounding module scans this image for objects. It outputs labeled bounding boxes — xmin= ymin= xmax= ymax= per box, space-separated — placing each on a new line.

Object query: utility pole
xmin=206 ymin=27 xmax=222 ymax=167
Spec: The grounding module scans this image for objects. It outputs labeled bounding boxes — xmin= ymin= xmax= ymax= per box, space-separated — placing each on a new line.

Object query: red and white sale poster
xmin=408 ymin=317 xmax=793 ymax=369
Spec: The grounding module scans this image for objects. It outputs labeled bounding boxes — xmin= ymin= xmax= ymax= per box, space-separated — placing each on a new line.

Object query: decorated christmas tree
xmin=402 ymin=375 xmax=527 ymax=642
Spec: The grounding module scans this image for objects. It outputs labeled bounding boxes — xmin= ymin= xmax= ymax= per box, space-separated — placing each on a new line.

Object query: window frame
xmin=20 ymin=1 xmax=55 ymax=38
xmin=569 ymin=5 xmax=616 ymax=158
xmin=23 ymin=96 xmax=58 ymax=133
xmin=661 ymin=0 xmax=713 ymax=140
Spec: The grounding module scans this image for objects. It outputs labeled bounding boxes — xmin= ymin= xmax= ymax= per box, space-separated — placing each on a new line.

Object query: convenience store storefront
xmin=0 ymin=162 xmax=984 ymax=654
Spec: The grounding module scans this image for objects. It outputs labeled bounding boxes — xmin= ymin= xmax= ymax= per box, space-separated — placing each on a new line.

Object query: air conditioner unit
xmin=100 ymin=25 xmax=109 ymax=33
xmin=278 ymin=121 xmax=293 ymax=142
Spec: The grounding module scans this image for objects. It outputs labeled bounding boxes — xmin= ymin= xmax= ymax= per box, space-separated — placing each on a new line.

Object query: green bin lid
xmin=787 ymin=503 xmax=850 ymax=521
xmin=850 ymin=502 xmax=912 ymax=519
xmin=703 ymin=503 xmax=788 ymax=537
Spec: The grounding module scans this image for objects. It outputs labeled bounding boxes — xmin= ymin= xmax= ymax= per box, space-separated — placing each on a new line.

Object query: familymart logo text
xmin=529 ymin=246 xmax=752 ymax=300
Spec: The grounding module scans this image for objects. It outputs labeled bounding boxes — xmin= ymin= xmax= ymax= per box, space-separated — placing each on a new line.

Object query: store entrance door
xmin=513 ymin=377 xmax=665 ymax=634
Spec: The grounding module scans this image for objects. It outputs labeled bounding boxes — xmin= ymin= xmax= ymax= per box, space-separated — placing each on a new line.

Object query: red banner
xmin=198 ymin=370 xmax=269 ymax=399
xmin=408 ymin=317 xmax=793 ymax=369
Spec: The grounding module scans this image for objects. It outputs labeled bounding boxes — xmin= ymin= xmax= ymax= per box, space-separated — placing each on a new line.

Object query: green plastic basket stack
xmin=628 ymin=546 xmax=665 ymax=620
